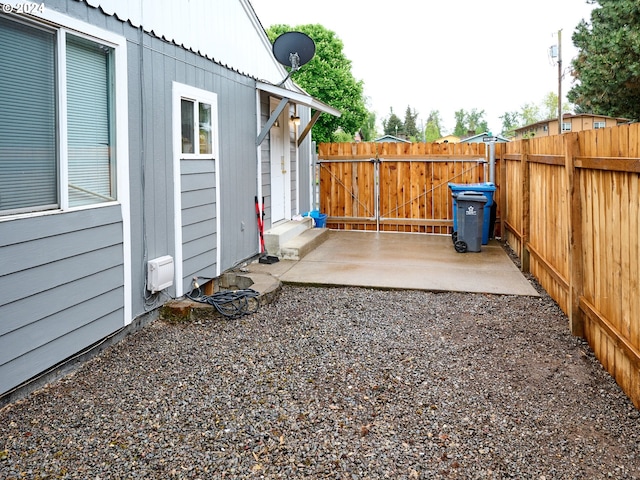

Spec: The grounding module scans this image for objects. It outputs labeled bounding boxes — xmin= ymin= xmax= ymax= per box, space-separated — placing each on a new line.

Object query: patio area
xmin=249 ymin=230 xmax=539 ymax=297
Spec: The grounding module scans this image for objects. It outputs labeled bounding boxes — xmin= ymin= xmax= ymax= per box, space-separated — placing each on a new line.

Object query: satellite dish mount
xmin=289 ymin=52 xmax=301 ymax=71
xmin=273 ymin=32 xmax=315 ymax=86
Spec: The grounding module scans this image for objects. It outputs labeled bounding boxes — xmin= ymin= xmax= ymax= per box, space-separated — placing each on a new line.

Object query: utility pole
xmin=557 ymin=29 xmax=562 ymax=135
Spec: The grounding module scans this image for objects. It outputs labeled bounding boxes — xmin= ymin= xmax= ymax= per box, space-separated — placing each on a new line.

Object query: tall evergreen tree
xmin=403 ymin=106 xmax=419 ymax=140
xmin=383 ymin=108 xmax=404 ymax=137
xmin=568 ymin=0 xmax=640 ymax=120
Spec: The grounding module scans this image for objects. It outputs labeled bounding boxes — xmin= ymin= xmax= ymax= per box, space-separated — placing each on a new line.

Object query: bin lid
xmin=457 ymin=191 xmax=488 ymax=203
xmin=448 ymin=182 xmax=496 ymax=192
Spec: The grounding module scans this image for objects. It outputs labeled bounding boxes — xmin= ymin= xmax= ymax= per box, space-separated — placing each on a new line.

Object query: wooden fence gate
xmin=317 ymin=142 xmax=490 ymax=233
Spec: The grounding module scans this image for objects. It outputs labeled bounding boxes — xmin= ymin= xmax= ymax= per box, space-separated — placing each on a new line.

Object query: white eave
xmin=257 ymin=81 xmax=341 ymax=118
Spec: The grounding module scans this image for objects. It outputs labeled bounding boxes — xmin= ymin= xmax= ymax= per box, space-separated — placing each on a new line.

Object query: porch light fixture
xmin=290 ymin=115 xmax=300 ymax=126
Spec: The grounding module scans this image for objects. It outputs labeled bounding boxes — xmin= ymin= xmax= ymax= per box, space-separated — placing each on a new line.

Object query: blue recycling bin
xmin=448 ymin=182 xmax=496 ymax=245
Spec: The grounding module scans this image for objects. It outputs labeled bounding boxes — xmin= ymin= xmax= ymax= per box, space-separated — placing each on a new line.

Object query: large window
xmin=66 ymin=35 xmax=115 ymax=207
xmin=0 ymin=16 xmax=116 ymax=215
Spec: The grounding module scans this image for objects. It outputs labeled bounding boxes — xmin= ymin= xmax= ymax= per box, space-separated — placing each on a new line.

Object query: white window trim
xmin=178 ymin=97 xmax=217 ymax=160
xmin=2 ymin=7 xmax=131 ymax=325
xmin=172 ymin=82 xmax=221 ymax=297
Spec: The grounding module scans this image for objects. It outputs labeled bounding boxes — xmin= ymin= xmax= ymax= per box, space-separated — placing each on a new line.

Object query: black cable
xmin=186 ymin=288 xmax=260 ymax=319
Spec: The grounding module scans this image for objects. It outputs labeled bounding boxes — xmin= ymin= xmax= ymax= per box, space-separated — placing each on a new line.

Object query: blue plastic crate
xmin=302 ymin=209 xmax=327 ymax=228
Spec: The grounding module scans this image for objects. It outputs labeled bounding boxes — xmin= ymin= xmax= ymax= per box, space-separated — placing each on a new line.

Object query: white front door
xmin=269 ymin=104 xmax=290 ymax=223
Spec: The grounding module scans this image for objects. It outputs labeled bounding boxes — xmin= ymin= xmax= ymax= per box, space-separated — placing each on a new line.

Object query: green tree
xmin=542 ymin=92 xmax=572 ymax=120
xmin=424 ymin=110 xmax=443 ymax=142
xmin=382 ymin=108 xmax=404 ymax=137
xmin=467 ymin=108 xmax=488 ymax=134
xmin=453 ymin=108 xmax=488 ymax=137
xmin=453 ymin=109 xmax=467 ymax=137
xmin=520 ymin=102 xmax=542 ymax=126
xmin=359 ymin=111 xmax=377 ymax=141
xmin=511 ymin=92 xmax=573 ymax=130
xmin=333 ymin=130 xmax=354 ymax=142
xmin=499 ymin=111 xmax=520 ymax=136
xmin=403 ymin=106 xmax=419 ymax=140
xmin=266 ymin=24 xmax=369 ymax=143
xmin=568 ymin=0 xmax=640 ymax=120
xmin=542 ymin=92 xmax=558 ymax=120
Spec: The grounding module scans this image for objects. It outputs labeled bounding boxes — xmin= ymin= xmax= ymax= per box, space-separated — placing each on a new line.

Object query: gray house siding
xmin=216 ymin=73 xmax=259 ymax=269
xmin=1 ymin=1 xmax=261 ymax=397
xmin=1 ymin=0 xmax=322 ymax=399
xmin=0 ymin=207 xmax=125 ymax=394
xmin=126 ymin=19 xmax=259 ymax=304
xmin=180 ymin=159 xmax=217 ymax=294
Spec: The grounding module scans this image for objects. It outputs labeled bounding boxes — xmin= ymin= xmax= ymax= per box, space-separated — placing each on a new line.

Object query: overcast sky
xmin=249 ymin=0 xmax=596 ymax=135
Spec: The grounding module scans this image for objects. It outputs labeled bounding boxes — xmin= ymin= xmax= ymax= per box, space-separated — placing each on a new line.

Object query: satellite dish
xmin=273 ymin=31 xmax=315 ymax=74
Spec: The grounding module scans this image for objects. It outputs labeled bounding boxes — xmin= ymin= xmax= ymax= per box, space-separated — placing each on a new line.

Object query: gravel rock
xmin=1 ymin=275 xmax=639 ymax=478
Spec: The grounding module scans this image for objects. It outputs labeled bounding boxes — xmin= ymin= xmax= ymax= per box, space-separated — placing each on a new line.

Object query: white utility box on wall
xmin=147 ymin=255 xmax=174 ymax=293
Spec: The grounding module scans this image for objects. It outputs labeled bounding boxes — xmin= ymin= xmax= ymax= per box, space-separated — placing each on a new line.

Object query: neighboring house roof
xmin=460 ymin=132 xmax=510 ymax=143
xmin=434 ymin=135 xmax=460 ymax=144
xmin=374 ymin=134 xmax=411 ymax=143
xmin=514 ymin=113 xmax=630 ymax=133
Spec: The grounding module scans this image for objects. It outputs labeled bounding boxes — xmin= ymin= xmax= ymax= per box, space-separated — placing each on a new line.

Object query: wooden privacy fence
xmin=498 ymin=124 xmax=640 ymax=408
xmin=317 ymin=141 xmax=490 ymax=233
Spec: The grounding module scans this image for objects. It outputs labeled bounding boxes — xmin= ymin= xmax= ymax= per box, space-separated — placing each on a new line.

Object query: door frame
xmin=269 ymin=97 xmax=291 ymax=224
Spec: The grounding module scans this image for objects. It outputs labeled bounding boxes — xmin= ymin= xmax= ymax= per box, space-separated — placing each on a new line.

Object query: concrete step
xmin=280 ymin=227 xmax=329 ymax=261
xmin=264 ymin=217 xmax=314 ymax=256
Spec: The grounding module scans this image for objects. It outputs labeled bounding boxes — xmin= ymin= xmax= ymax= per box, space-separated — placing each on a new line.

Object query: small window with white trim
xmin=175 ymin=83 xmax=218 ymax=158
xmin=594 ymin=121 xmax=606 ymax=129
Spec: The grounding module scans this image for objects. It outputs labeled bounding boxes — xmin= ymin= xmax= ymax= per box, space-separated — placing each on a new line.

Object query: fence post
xmin=565 ymin=132 xmax=585 ymax=337
xmin=521 ymin=140 xmax=530 ymax=272
xmin=498 ymin=144 xmax=506 ymax=239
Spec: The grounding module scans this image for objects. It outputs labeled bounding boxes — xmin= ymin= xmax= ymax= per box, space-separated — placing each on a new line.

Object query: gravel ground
xmin=1 ymin=269 xmax=640 ymax=478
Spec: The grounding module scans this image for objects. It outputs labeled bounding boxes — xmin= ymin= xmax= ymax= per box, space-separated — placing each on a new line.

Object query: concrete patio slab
xmin=249 ymin=230 xmax=539 ymax=297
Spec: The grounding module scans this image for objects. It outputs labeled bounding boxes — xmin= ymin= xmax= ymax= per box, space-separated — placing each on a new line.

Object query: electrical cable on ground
xmin=186 ymin=286 xmax=260 ymax=319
